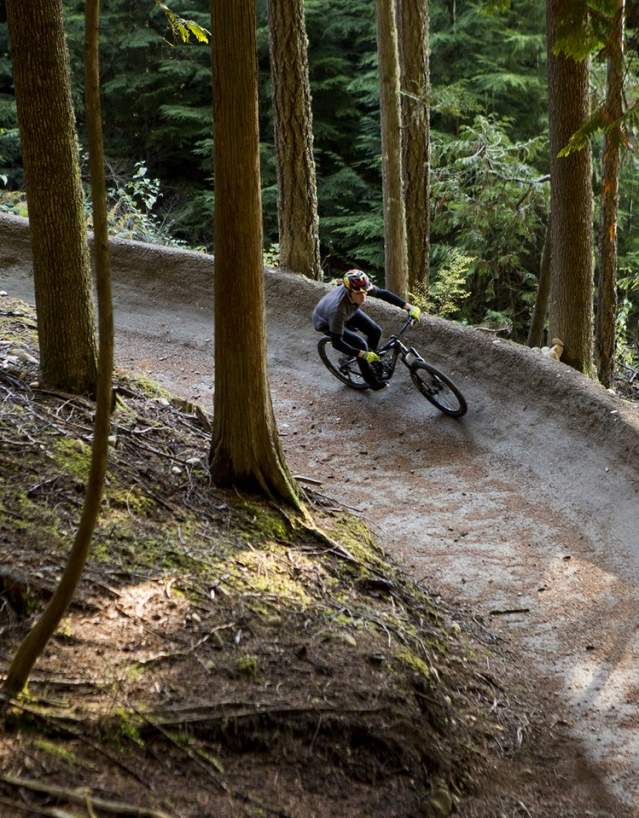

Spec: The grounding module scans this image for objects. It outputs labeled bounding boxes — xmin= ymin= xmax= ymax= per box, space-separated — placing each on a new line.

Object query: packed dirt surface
xmin=2 ymin=214 xmax=639 ymax=812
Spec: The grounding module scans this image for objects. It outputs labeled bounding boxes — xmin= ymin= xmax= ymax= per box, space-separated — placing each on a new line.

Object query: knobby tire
xmin=410 ymin=360 xmax=467 ymax=417
xmin=317 ymin=338 xmax=369 ymax=390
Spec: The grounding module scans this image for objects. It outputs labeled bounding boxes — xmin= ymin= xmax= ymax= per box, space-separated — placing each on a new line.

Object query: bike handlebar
xmin=398 ymin=315 xmax=418 ymax=336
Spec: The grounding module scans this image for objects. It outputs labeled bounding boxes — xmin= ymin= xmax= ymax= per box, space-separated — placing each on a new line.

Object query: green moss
xmin=396 ymin=647 xmax=433 ymax=679
xmin=234 ymin=544 xmax=312 ymax=606
xmin=105 ymin=485 xmax=151 ymax=514
xmin=34 ymin=738 xmax=82 ymax=767
xmin=236 ymin=654 xmax=258 ymax=678
xmin=113 ymin=707 xmax=144 ymax=748
xmin=129 ymin=373 xmax=171 ymax=399
xmin=236 ymin=499 xmax=290 ymax=542
xmin=52 ymin=437 xmax=91 ymax=482
xmin=324 ymin=514 xmax=386 ymax=569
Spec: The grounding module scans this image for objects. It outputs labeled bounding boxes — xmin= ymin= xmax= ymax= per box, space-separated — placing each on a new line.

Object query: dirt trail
xmin=2 ymin=213 xmax=639 ymax=810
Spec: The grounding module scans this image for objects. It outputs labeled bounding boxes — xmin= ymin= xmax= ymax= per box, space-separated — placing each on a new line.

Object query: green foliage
xmin=553 ymin=0 xmax=620 ymax=60
xmin=557 ymin=105 xmax=610 ymax=156
xmin=430 ymin=115 xmax=548 ymax=336
xmin=87 ymin=160 xmax=187 ymax=246
xmin=416 ymin=248 xmax=474 ymax=320
xmin=12 ymin=0 xmax=639 ymax=347
xmin=155 ymin=1 xmax=210 ymax=44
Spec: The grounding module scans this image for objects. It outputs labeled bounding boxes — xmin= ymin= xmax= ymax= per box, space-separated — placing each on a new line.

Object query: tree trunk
xmin=209 ymin=0 xmax=300 ymax=507
xmin=528 ymin=218 xmax=551 ymax=347
xmin=596 ymin=0 xmax=625 ymax=387
xmin=376 ymin=0 xmax=409 ymax=299
xmin=6 ymin=0 xmax=98 ymax=394
xmin=3 ymin=0 xmax=113 ymax=700
xmin=267 ymin=0 xmax=322 ymax=280
xmin=397 ymin=0 xmax=430 ymax=295
xmin=546 ymin=0 xmax=594 ymax=375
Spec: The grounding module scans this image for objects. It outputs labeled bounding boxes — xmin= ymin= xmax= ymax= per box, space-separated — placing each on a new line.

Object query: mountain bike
xmin=317 ymin=316 xmax=467 ymax=417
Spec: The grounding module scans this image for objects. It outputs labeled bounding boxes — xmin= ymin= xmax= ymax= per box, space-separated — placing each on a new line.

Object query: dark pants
xmin=344 ymin=310 xmax=382 ymax=353
xmin=343 ymin=312 xmax=384 ymax=388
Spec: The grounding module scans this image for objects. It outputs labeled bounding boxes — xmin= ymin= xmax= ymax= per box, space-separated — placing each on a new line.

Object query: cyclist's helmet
xmin=343 ymin=269 xmax=372 ymax=292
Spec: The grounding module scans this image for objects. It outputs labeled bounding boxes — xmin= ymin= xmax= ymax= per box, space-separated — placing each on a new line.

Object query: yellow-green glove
xmin=407 ymin=304 xmax=421 ymax=321
xmin=361 ymin=350 xmax=380 ymax=364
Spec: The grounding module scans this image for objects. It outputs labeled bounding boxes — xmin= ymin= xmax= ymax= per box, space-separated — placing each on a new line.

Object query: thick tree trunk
xmin=6 ymin=0 xmax=98 ymax=394
xmin=546 ymin=0 xmax=594 ymax=375
xmin=596 ymin=0 xmax=625 ymax=387
xmin=3 ymin=0 xmax=113 ymax=700
xmin=267 ymin=0 xmax=322 ymax=280
xmin=376 ymin=0 xmax=409 ymax=299
xmin=209 ymin=0 xmax=300 ymax=507
xmin=528 ymin=218 xmax=551 ymax=347
xmin=397 ymin=0 xmax=430 ymax=294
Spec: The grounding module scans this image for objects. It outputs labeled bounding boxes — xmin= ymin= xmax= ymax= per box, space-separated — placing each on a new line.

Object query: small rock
xmin=13 ymin=349 xmax=38 ymax=365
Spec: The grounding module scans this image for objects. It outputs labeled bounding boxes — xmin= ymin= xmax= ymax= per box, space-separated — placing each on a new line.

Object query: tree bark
xmin=267 ymin=0 xmax=322 ymax=280
xmin=397 ymin=0 xmax=430 ymax=295
xmin=376 ymin=0 xmax=409 ymax=299
xmin=5 ymin=0 xmax=98 ymax=394
xmin=3 ymin=0 xmax=113 ymax=700
xmin=209 ymin=0 xmax=301 ymax=507
xmin=596 ymin=0 xmax=625 ymax=387
xmin=546 ymin=0 xmax=594 ymax=374
xmin=528 ymin=218 xmax=551 ymax=347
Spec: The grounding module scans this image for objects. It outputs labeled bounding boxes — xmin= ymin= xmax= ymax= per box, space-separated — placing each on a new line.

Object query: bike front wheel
xmin=318 ymin=338 xmax=370 ymax=390
xmin=410 ymin=361 xmax=467 ymax=417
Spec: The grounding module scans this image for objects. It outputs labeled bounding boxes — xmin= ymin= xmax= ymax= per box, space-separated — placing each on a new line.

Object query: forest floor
xmin=0 ymin=304 xmax=636 ymax=818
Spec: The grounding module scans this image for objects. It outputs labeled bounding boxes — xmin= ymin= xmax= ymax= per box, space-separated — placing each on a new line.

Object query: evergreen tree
xmin=596 ymin=0 xmax=625 ymax=386
xmin=398 ymin=0 xmax=430 ymax=295
xmin=267 ymin=0 xmax=321 ymax=279
xmin=5 ymin=0 xmax=98 ymax=394
xmin=547 ymin=0 xmax=594 ymax=374
xmin=209 ymin=0 xmax=300 ymax=506
xmin=4 ymin=0 xmax=114 ymax=699
xmin=376 ymin=0 xmax=408 ymax=296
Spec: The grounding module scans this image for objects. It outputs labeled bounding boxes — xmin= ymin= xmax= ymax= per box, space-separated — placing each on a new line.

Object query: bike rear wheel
xmin=410 ymin=361 xmax=467 ymax=417
xmin=318 ymin=337 xmax=370 ymax=390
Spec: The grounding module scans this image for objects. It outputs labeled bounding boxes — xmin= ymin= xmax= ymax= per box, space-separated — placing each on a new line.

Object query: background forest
xmin=0 ymin=0 xmax=637 ymax=356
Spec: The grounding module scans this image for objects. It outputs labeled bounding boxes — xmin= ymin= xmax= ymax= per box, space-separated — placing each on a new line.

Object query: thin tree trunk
xmin=209 ymin=0 xmax=300 ymax=507
xmin=547 ymin=0 xmax=593 ymax=374
xmin=3 ymin=0 xmax=113 ymax=700
xmin=528 ymin=218 xmax=551 ymax=347
xmin=267 ymin=0 xmax=322 ymax=280
xmin=596 ymin=0 xmax=625 ymax=387
xmin=5 ymin=0 xmax=97 ymax=395
xmin=397 ymin=0 xmax=430 ymax=295
xmin=376 ymin=0 xmax=409 ymax=299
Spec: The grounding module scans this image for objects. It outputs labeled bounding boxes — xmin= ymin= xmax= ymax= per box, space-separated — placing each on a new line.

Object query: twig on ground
xmin=488 ymin=608 xmax=530 ymax=617
xmin=292 ymin=474 xmax=323 ymax=486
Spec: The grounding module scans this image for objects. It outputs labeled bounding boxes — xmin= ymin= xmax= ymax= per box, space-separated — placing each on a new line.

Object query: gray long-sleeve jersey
xmin=312 ymin=284 xmax=404 ymax=336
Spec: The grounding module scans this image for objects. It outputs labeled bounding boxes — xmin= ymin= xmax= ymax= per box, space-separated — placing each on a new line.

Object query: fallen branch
xmin=148 ymin=701 xmax=387 ymax=728
xmin=0 ymin=774 xmax=173 ymax=818
xmin=488 ymin=607 xmax=530 ymax=617
xmin=5 ymin=699 xmax=151 ymax=788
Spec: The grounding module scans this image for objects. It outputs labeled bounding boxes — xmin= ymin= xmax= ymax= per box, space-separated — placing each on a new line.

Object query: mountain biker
xmin=312 ymin=269 xmax=421 ymax=389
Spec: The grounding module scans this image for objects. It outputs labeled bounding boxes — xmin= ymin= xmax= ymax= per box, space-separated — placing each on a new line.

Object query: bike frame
xmin=376 ymin=317 xmax=424 ymax=382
